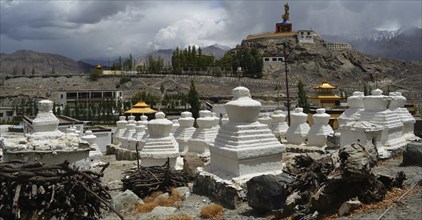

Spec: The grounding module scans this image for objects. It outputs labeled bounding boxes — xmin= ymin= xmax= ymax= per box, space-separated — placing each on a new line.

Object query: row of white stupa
xmin=112 ymin=87 xmax=417 ymax=168
xmin=111 ymin=86 xmax=286 ymax=177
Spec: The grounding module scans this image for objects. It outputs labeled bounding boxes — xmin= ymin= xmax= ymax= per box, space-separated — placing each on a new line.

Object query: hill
xmin=0 ymin=50 xmax=93 ymax=76
xmin=238 ymin=32 xmax=421 ymax=99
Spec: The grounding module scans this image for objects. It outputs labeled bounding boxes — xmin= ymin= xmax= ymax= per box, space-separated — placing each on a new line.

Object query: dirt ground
xmin=98 ymin=151 xmax=422 ymax=220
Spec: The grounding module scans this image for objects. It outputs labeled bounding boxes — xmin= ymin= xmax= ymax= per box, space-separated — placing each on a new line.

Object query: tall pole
xmin=283 ymin=44 xmax=291 ymax=126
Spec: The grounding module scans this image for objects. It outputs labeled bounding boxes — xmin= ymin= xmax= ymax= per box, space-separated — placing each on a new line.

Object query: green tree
xmin=363 ymin=84 xmax=369 ymax=96
xmin=188 ymin=80 xmax=200 ymax=119
xmin=297 ymin=80 xmax=310 ymax=113
xmin=63 ymin=105 xmax=70 ymax=116
xmin=90 ymin=69 xmax=101 ymax=81
xmin=51 ymin=67 xmax=55 ymax=75
xmin=22 ymin=68 xmax=26 ymax=75
xmin=53 ymin=102 xmax=57 ymax=115
xmin=31 ymin=67 xmax=35 ymax=75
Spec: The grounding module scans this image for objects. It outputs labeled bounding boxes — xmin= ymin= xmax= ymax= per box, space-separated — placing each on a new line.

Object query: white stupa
xmin=208 ymin=86 xmax=285 ymax=178
xmin=187 ymin=110 xmax=216 ymax=154
xmin=120 ymin=117 xmax=136 ymax=149
xmin=221 ymin=114 xmax=229 ymax=125
xmin=113 ymin=116 xmax=127 ymax=145
xmin=307 ymin=108 xmax=334 ymax=147
xmin=389 ymin=92 xmax=418 ymax=141
xmin=170 ymin=119 xmax=180 ymax=135
xmin=271 ymin=110 xmax=289 ymax=142
xmin=0 ymin=100 xmax=90 ymax=166
xmin=140 ymin=114 xmax=149 ymax=134
xmin=128 ymin=122 xmax=147 ymax=151
xmin=139 ymin=112 xmax=179 ymax=167
xmin=81 ymin=130 xmax=102 ymax=158
xmin=258 ymin=113 xmax=273 ymax=129
xmin=360 ymin=89 xmax=406 ymax=157
xmin=174 ymin=111 xmax=196 ymax=152
xmin=338 ymin=91 xmax=365 ymax=126
xmin=285 ymin=108 xmax=310 ymax=145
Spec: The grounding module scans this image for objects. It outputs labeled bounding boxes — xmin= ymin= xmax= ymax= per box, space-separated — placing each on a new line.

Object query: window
xmin=61 ymin=94 xmax=64 ymax=99
xmin=277 ymin=57 xmax=284 ymax=61
xmin=67 ymin=92 xmax=77 ymax=99
xmin=264 ymin=58 xmax=270 ymax=61
xmin=272 ymin=58 xmax=277 ymax=61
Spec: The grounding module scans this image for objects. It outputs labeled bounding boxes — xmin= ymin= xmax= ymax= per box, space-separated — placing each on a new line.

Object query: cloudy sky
xmin=1 ymin=0 xmax=421 ymax=61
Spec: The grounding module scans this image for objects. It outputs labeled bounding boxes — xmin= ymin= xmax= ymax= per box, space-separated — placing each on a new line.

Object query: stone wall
xmin=324 ymin=42 xmax=353 ymax=51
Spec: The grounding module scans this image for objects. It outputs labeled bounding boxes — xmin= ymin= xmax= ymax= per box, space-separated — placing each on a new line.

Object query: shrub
xmin=200 ymin=204 xmax=224 ymax=220
xmin=133 ymin=189 xmax=185 ymax=213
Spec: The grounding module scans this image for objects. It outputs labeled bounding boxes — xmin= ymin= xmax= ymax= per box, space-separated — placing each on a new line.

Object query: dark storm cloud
xmin=0 ymin=0 xmax=420 ymax=60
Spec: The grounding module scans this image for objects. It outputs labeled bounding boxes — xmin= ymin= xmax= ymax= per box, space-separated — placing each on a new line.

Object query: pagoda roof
xmin=308 ymin=95 xmax=342 ymax=100
xmin=313 ymin=81 xmax=337 ymax=89
xmin=124 ymin=101 xmax=157 ymax=114
xmin=133 ymin=101 xmax=149 ymax=108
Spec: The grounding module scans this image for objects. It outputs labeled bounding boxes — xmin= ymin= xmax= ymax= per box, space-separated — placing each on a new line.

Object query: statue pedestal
xmin=275 ymin=23 xmax=292 ymax=33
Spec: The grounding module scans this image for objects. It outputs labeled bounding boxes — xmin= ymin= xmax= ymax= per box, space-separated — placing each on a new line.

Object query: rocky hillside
xmin=0 ymin=50 xmax=93 ymax=76
xmin=238 ymin=33 xmax=422 ymax=97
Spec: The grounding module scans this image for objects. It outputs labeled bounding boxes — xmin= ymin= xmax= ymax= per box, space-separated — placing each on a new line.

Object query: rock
xmin=402 ymin=142 xmax=422 ymax=167
xmin=338 ymin=199 xmax=362 ymax=216
xmin=112 ymin=190 xmax=144 ymax=212
xmin=193 ymin=172 xmax=244 ymax=209
xmin=106 ymin=144 xmax=116 ymax=155
xmin=246 ymin=173 xmax=293 ymax=212
xmin=183 ymin=152 xmax=204 ymax=178
xmin=155 ymin=192 xmax=169 ymax=201
xmin=150 ymin=206 xmax=177 ymax=216
xmin=174 ymin=186 xmax=191 ymax=199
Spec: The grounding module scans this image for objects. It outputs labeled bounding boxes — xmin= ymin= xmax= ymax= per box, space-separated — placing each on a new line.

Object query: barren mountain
xmin=322 ymin=27 xmax=422 ymax=61
xmin=0 ymin=50 xmax=93 ymax=76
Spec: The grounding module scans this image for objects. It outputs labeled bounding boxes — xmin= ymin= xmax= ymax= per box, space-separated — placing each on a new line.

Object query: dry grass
xmin=133 ymin=188 xmax=185 ymax=213
xmin=166 ymin=214 xmax=193 ymax=220
xmin=324 ymin=186 xmax=420 ymax=219
xmin=200 ymin=203 xmax=224 ymax=220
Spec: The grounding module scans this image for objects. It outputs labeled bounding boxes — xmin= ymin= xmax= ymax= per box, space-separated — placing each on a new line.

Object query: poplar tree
xmin=188 ymin=80 xmax=200 ymax=119
xmin=297 ymin=80 xmax=310 ymax=113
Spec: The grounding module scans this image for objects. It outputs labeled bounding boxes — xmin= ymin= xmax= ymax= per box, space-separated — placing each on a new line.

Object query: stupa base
xmin=2 ymin=149 xmax=91 ymax=168
xmin=193 ymin=168 xmax=284 ymax=209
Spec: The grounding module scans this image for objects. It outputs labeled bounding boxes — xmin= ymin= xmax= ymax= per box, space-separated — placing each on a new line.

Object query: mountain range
xmin=322 ymin=27 xmax=422 ymax=61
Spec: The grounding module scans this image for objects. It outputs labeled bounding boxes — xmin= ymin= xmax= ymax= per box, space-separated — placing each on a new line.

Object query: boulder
xmin=338 ymin=199 xmax=362 ymax=216
xmin=183 ymin=152 xmax=204 ymax=178
xmin=112 ymin=190 xmax=144 ymax=212
xmin=246 ymin=173 xmax=293 ymax=212
xmin=402 ymin=142 xmax=422 ymax=167
xmin=174 ymin=186 xmax=191 ymax=199
xmin=150 ymin=206 xmax=177 ymax=216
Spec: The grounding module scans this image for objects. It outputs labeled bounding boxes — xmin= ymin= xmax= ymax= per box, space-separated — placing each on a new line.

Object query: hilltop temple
xmin=245 ymin=3 xmax=315 ymax=43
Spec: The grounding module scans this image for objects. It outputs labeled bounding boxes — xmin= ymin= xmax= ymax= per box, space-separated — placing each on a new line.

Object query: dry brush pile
xmin=122 ymin=158 xmax=192 ymax=198
xmin=0 ymin=160 xmax=123 ymax=220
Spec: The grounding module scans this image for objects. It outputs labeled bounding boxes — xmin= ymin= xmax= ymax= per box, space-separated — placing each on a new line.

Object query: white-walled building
xmin=297 ymin=30 xmax=315 ymax=43
xmin=57 ymin=90 xmax=123 ymax=109
xmin=0 ymin=107 xmax=16 ymax=123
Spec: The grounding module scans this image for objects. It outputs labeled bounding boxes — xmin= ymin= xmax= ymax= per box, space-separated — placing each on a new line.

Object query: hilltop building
xmin=297 ymin=30 xmax=315 ymax=43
